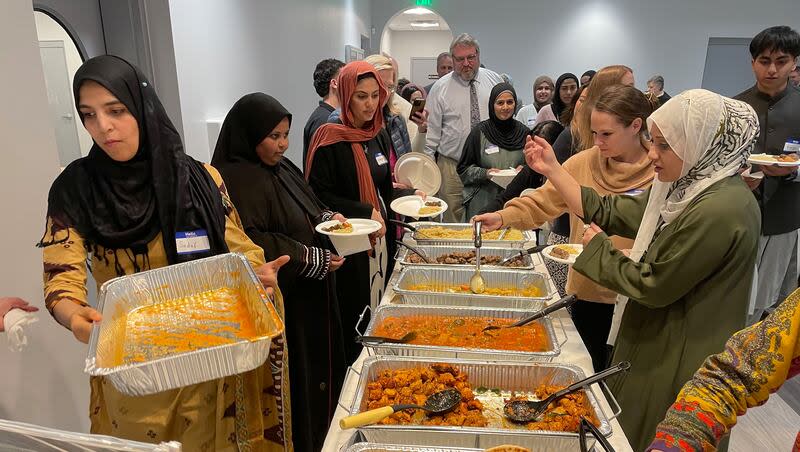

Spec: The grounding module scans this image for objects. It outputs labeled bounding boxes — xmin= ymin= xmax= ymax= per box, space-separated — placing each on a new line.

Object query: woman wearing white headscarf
xmin=518 ymin=89 xmax=761 ymax=451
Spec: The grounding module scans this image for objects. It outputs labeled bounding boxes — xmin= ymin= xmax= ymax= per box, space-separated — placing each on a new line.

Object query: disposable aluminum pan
xmin=397 ymin=244 xmax=536 ymax=270
xmin=85 ymin=253 xmax=284 ymax=396
xmin=407 ymin=222 xmax=535 ymax=248
xmin=356 ymin=304 xmax=565 ymax=362
xmin=348 ymin=356 xmax=617 ymax=450
xmin=345 ymin=443 xmax=479 ymax=452
xmin=393 ymin=266 xmax=552 ymax=310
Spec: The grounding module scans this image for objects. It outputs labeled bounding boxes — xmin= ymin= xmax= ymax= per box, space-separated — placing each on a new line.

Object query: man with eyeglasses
xmin=425 ymin=33 xmax=503 ymax=222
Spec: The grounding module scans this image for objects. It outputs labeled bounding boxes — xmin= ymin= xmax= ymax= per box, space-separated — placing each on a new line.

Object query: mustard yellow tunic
xmin=41 ymin=165 xmax=292 ymax=451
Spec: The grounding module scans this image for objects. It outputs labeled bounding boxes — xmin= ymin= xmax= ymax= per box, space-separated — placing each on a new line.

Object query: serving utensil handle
xmin=339 ymin=405 xmax=395 ymax=429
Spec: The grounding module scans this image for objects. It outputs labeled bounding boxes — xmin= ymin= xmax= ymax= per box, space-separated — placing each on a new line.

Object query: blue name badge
xmin=375 ymin=152 xmax=388 ymax=166
xmin=175 ymin=229 xmax=211 ymax=255
xmin=784 ymin=139 xmax=800 ymax=154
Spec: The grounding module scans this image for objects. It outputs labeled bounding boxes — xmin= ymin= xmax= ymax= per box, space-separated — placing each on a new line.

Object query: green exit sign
xmin=416 ymin=0 xmax=432 ymax=5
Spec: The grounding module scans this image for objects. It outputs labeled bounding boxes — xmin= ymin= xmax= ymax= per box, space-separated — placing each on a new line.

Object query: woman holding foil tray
xmin=38 ymin=56 xmax=293 ymax=450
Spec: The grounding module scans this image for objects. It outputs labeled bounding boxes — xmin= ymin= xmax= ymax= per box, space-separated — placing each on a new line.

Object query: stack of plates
xmin=395 ymin=153 xmax=441 ymax=195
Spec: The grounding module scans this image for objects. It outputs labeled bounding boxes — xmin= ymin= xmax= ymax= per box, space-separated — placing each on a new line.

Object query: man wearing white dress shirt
xmin=425 ymin=33 xmax=503 ymax=222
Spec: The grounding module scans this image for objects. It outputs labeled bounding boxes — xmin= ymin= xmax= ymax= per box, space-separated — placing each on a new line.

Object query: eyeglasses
xmin=453 ymin=54 xmax=478 ymax=64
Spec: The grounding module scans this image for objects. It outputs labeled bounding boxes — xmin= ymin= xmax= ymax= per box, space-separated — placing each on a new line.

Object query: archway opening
xmin=380 ymin=7 xmax=453 ymax=90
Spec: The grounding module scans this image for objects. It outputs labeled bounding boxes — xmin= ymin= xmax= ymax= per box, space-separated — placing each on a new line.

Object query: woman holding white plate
xmin=307 ymin=61 xmax=424 ymax=362
xmin=457 ymin=82 xmax=529 ymax=219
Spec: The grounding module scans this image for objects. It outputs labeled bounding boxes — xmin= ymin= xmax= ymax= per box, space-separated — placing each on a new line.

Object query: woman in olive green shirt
xmin=514 ymin=89 xmax=761 ymax=451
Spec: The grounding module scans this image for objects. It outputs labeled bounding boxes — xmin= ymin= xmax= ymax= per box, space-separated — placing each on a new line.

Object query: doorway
xmin=380 ymin=7 xmax=453 ymax=88
xmin=701 ymin=37 xmax=755 ymax=97
xmin=34 ymin=10 xmax=91 ymax=168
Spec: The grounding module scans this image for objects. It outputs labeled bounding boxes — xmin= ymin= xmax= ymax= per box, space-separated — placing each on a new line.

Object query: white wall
xmin=385 ymin=30 xmax=453 ymax=80
xmin=0 ymin=1 xmax=90 ymax=433
xmin=34 ymin=11 xmax=94 ymax=157
xmin=168 ymin=0 xmax=372 ymax=165
xmin=372 ymin=0 xmax=800 ymax=105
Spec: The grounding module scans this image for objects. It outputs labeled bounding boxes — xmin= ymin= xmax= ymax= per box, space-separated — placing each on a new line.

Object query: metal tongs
xmin=497 ymin=244 xmax=549 ymax=266
xmin=397 ymin=241 xmax=433 ymax=264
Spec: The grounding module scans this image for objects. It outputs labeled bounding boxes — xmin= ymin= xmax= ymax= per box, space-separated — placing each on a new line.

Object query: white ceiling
xmin=387 ymin=7 xmax=450 ymax=32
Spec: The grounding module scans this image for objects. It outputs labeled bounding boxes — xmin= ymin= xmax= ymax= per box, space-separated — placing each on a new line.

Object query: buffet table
xmin=322 ymin=251 xmax=634 ymax=451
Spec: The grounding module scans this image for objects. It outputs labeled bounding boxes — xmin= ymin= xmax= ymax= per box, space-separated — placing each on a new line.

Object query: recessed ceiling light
xmin=403 ymin=7 xmax=433 ymax=15
xmin=410 ymin=21 xmax=439 ymax=28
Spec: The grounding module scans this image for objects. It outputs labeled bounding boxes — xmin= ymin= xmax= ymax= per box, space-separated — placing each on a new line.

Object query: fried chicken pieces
xmin=365 ymin=363 xmax=488 ymax=427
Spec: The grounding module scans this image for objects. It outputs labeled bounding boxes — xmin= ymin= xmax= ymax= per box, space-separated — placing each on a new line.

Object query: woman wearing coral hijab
xmin=306 ymin=61 xmax=423 ymax=362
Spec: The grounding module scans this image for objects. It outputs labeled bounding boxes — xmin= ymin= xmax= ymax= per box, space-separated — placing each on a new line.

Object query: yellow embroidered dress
xmin=41 ymin=166 xmax=292 ymax=451
xmin=648 ymin=290 xmax=800 ymax=452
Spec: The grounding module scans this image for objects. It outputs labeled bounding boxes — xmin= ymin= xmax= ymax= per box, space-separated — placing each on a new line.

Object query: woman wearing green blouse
xmin=506 ymin=89 xmax=761 ymax=450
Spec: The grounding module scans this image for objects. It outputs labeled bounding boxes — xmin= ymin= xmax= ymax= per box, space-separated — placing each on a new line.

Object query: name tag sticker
xmin=784 ymin=139 xmax=800 ymax=153
xmin=526 ymin=118 xmax=536 ymax=126
xmin=485 ymin=145 xmax=500 ymax=155
xmin=375 ymin=153 xmax=388 ymax=166
xmin=176 ymin=229 xmax=211 ymax=255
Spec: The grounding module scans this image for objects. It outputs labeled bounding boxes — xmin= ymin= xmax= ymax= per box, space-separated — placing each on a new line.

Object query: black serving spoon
xmin=504 ymin=362 xmax=631 ymax=422
xmin=339 ymin=387 xmax=462 ymax=429
xmin=482 ymin=295 xmax=577 ymax=333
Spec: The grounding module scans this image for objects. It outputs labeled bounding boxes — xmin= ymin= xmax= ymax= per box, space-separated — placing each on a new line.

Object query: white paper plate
xmin=542 ymin=244 xmax=584 ymax=265
xmin=742 ymin=166 xmax=764 ymax=180
xmin=315 ymin=219 xmax=382 ymax=256
xmin=490 ymin=168 xmax=520 ymax=189
xmin=390 ymin=195 xmax=448 ymax=219
xmin=315 ymin=219 xmax=381 ymax=236
xmin=395 ymin=153 xmax=441 ymax=195
xmin=520 ymin=188 xmax=536 ymax=197
xmin=748 ymin=154 xmax=800 ymax=167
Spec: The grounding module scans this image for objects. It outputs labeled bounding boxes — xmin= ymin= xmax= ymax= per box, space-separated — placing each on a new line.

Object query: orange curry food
xmin=364 ymin=363 xmax=598 ymax=433
xmin=365 ymin=363 xmax=488 ymax=426
xmin=372 ymin=315 xmax=548 ymax=352
xmin=115 ymin=287 xmax=259 ymax=365
xmin=406 ymin=283 xmax=542 ymax=298
xmin=503 ymin=384 xmax=600 ymax=432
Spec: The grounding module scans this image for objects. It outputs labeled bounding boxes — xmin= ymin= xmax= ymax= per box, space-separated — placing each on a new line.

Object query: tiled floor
xmin=730 ymin=391 xmax=800 ymax=452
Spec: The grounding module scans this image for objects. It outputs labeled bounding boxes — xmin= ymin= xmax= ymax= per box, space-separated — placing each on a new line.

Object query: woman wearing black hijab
xmin=535 ymin=72 xmax=579 ymax=125
xmin=457 ymin=82 xmax=530 ymax=218
xmin=39 ymin=56 xmax=292 ymax=450
xmin=211 ymin=93 xmax=346 ymax=452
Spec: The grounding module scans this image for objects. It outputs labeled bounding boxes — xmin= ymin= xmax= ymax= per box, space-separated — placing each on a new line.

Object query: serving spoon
xmin=503 ymin=362 xmax=630 ymax=422
xmin=469 ymin=221 xmax=486 ymax=294
xmin=339 ymin=387 xmax=462 ymax=429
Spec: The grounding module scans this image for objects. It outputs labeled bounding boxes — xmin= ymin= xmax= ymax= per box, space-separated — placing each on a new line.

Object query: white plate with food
xmin=490 ymin=168 xmax=521 ymax=189
xmin=542 ymin=244 xmax=584 ymax=265
xmin=390 ymin=195 xmax=448 ymax=219
xmin=748 ymin=153 xmax=800 ymax=167
xmin=315 ymin=219 xmax=382 ymax=256
xmin=394 ymin=153 xmax=442 ymax=195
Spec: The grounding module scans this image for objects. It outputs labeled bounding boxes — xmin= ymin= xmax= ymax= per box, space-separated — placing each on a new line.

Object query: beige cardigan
xmin=499 ymin=146 xmax=654 ymax=303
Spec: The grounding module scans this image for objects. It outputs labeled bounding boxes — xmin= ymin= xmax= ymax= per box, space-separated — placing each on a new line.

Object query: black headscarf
xmin=211 ymin=93 xmax=325 ymax=225
xmin=478 ymin=82 xmax=529 ymax=150
xmin=40 ymin=55 xmax=228 ymax=271
xmin=551 ymin=72 xmax=579 ymax=122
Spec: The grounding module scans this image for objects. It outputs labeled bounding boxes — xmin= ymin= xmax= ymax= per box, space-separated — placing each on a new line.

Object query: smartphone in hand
xmin=409 ymin=98 xmax=426 ymax=120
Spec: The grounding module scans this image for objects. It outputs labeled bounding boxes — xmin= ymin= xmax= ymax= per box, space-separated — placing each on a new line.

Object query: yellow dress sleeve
xmin=648 ymin=290 xmax=800 ymax=451
xmin=41 ymin=217 xmax=90 ymax=315
xmin=204 ymin=164 xmax=266 ymax=268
